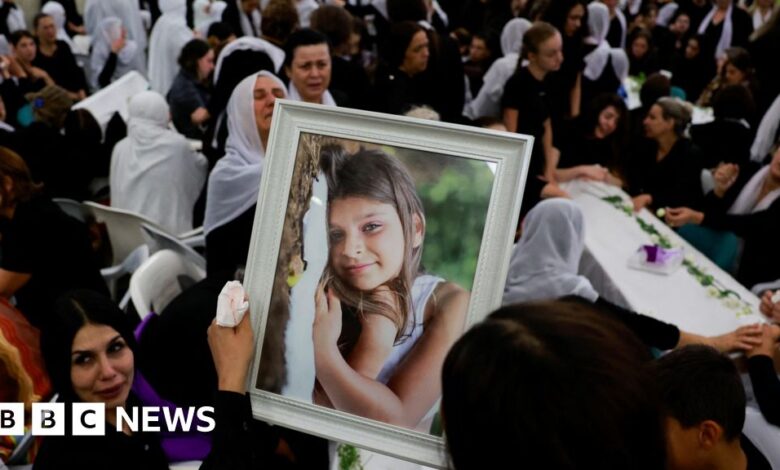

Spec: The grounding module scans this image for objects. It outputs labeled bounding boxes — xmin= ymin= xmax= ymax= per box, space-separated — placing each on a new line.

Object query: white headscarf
xmin=502 ymin=199 xmax=599 ymax=305
xmin=148 ymin=0 xmax=194 ymax=94
xmin=751 ymin=94 xmax=780 ymax=163
xmin=287 ymin=82 xmax=337 ymax=107
xmin=297 ymin=0 xmax=318 ymax=27
xmin=727 ymin=165 xmax=780 ymax=214
xmin=698 ymin=1 xmax=734 ymax=59
xmin=41 ymin=2 xmax=76 ymax=52
xmin=233 ymin=0 xmax=262 ymax=37
xmin=110 ymin=91 xmax=208 ymax=235
xmin=500 ymin=18 xmax=532 ymax=55
xmin=89 ymin=17 xmax=141 ymax=89
xmin=656 ymin=2 xmax=680 ymax=27
xmin=614 ymin=8 xmax=627 ymax=48
xmin=84 ymin=0 xmax=147 ymax=64
xmin=194 ymin=0 xmax=228 ymax=36
xmin=214 ymin=36 xmax=286 ymax=82
xmin=464 ymin=19 xmax=531 ymax=120
xmin=584 ymin=2 xmax=627 ymax=82
xmin=204 ymin=71 xmax=287 ymax=234
xmin=1 ymin=0 xmax=26 ymax=33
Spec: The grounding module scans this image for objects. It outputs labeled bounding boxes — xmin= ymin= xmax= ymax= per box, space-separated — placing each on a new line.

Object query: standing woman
xmin=542 ymin=0 xmax=587 ymax=124
xmin=90 ymin=17 xmax=143 ymax=90
xmin=581 ymin=2 xmax=630 ymax=107
xmin=34 ymin=290 xmax=169 ymax=469
xmin=697 ymin=0 xmax=753 ymax=60
xmin=501 ymin=22 xmax=567 ymax=218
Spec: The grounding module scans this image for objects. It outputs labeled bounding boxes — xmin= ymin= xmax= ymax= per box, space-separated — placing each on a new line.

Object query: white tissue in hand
xmin=772 ymin=290 xmax=780 ymax=304
xmin=216 ymin=281 xmax=249 ymax=327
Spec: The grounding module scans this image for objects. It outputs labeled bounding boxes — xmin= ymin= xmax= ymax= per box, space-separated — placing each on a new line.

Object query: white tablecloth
xmin=562 ymin=180 xmax=763 ymax=336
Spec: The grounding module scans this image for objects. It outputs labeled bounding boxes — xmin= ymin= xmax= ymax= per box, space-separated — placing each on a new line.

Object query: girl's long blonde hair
xmin=320 ymin=144 xmax=426 ymax=343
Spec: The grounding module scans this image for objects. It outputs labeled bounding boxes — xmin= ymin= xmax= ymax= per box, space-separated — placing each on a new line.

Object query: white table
xmin=562 ymin=180 xmax=764 ymax=336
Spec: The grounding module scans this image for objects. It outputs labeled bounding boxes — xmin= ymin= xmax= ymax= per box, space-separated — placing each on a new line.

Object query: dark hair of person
xmin=32 ymin=13 xmax=52 ymax=31
xmin=261 ymin=0 xmax=300 ymax=45
xmin=383 ymin=21 xmax=426 ymax=70
xmin=541 ymin=0 xmax=587 ymax=39
xmin=283 ymin=28 xmax=330 ymax=70
xmin=178 ymin=38 xmax=212 ymax=77
xmin=640 ymin=72 xmax=671 ymax=110
xmin=206 ymin=21 xmax=234 ymax=41
xmin=653 ymin=345 xmax=746 ymax=441
xmin=39 ymin=290 xmax=138 ymax=403
xmin=629 ymin=27 xmax=654 ymax=56
xmin=386 ymin=0 xmax=427 ymax=23
xmin=723 ymin=47 xmax=754 ymax=78
xmin=712 ymin=84 xmax=755 ymax=120
xmin=310 ymin=5 xmax=353 ymax=50
xmin=451 ymin=27 xmax=472 ymax=49
xmin=442 ymin=300 xmax=665 ymax=470
xmin=9 ymin=30 xmax=34 ymax=47
xmin=582 ymin=92 xmax=628 ymax=177
xmin=473 ymin=116 xmax=505 ymax=128
xmin=0 ymin=146 xmax=43 ymax=209
xmin=520 ymin=21 xmax=559 ymax=61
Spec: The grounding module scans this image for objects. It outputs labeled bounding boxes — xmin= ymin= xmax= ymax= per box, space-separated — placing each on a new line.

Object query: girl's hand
xmin=759 ymin=290 xmax=780 ymax=323
xmin=745 ymin=324 xmax=780 ymax=358
xmin=707 ymin=324 xmax=763 ymax=353
xmin=579 ymin=165 xmax=609 ymax=182
xmin=313 ymin=284 xmax=343 ymax=356
xmin=664 ymin=207 xmax=703 ymax=227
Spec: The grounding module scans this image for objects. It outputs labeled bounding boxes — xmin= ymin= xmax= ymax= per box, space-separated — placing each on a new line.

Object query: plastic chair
xmin=129 ymin=249 xmax=206 ymax=320
xmin=52 ymin=198 xmax=92 ymax=223
xmin=83 ymin=201 xmax=165 ymax=265
xmin=141 ymin=223 xmax=206 ymax=271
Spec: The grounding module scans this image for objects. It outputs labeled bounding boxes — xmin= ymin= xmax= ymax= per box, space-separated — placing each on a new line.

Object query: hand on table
xmin=706 ymin=324 xmax=763 ymax=353
xmin=579 ymin=165 xmax=609 ymax=182
xmin=208 ymin=309 xmax=255 ymax=393
xmin=664 ymin=207 xmax=704 ymax=227
xmin=759 ymin=290 xmax=780 ymax=323
xmin=632 ymin=194 xmax=652 ymax=212
xmin=745 ymin=323 xmax=780 ymax=358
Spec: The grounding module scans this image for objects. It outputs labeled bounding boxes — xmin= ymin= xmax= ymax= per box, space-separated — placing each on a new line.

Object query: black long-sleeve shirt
xmin=747 ymin=355 xmax=780 ymax=428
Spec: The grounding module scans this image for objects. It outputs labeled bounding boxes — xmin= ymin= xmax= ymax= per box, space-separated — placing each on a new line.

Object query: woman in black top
xmin=0 ymin=147 xmax=107 ymax=330
xmin=167 ymin=39 xmax=214 ymax=139
xmin=671 ymin=35 xmax=714 ymax=102
xmin=627 ymin=28 xmax=660 ymax=77
xmin=627 ymin=97 xmax=704 ymax=211
xmin=32 ymin=13 xmax=88 ymax=100
xmin=665 ymin=145 xmax=780 ymax=289
xmin=501 ymin=22 xmax=567 ymax=217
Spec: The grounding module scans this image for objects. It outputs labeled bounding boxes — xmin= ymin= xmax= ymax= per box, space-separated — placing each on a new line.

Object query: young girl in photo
xmin=312 ymin=144 xmax=469 ymax=432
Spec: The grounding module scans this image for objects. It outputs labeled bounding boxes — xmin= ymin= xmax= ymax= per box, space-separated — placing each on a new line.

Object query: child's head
xmin=653 ymin=345 xmax=747 ymax=470
xmin=320 ymin=145 xmax=425 ymax=338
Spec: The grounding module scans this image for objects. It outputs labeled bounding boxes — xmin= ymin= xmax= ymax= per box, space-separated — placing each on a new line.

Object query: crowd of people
xmin=0 ymin=0 xmax=779 ymax=468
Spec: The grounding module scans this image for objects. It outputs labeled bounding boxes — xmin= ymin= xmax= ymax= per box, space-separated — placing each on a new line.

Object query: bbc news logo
xmin=0 ymin=403 xmax=215 ymax=436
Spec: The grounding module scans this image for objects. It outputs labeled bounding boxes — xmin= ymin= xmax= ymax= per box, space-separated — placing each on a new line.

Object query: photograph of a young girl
xmin=255 ymin=133 xmax=495 ymax=436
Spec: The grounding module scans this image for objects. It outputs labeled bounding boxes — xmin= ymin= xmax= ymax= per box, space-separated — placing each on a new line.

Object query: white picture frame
xmin=243 ymin=100 xmax=532 ymax=468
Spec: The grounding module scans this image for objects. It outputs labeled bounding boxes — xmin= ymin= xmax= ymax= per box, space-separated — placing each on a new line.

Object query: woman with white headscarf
xmin=194 ymin=0 xmax=228 ymax=36
xmin=582 ymin=2 xmax=629 ymax=106
xmin=110 ymin=91 xmax=207 ymax=235
xmin=148 ymin=0 xmax=195 ymax=94
xmin=204 ymin=70 xmax=286 ymax=276
xmin=503 ymin=198 xmax=761 ymax=351
xmin=90 ymin=17 xmax=143 ymax=89
xmin=697 ymin=0 xmax=753 ymax=59
xmin=84 ymin=0 xmax=147 ymax=71
xmin=41 ymin=2 xmax=76 ymax=52
xmin=463 ymin=18 xmax=531 ymax=120
xmin=222 ymin=0 xmax=262 ymax=37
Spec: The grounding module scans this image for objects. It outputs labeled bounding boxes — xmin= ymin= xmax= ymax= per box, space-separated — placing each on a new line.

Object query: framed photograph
xmin=243 ymin=101 xmax=532 ymax=467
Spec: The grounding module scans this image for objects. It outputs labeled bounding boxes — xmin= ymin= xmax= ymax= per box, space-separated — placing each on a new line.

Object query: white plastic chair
xmin=129 ymin=249 xmax=206 ymax=320
xmin=141 ymin=223 xmax=206 ymax=271
xmin=83 ymin=202 xmax=165 ymax=265
xmin=52 ymin=197 xmax=92 ymax=223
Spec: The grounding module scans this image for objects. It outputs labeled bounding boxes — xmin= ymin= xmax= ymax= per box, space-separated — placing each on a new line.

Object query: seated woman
xmin=167 ymin=39 xmax=214 ymax=140
xmin=627 ymin=28 xmax=660 ymax=77
xmin=690 ymin=84 xmax=755 ymax=169
xmin=441 ymin=300 xmax=664 ymax=469
xmin=311 ymin=145 xmax=469 ymax=431
xmin=0 ymin=147 xmax=108 ymax=330
xmin=665 ymin=143 xmax=780 ymax=289
xmin=110 ymin=90 xmax=207 ymax=235
xmin=31 ymin=13 xmax=87 ymax=101
xmin=503 ymin=199 xmax=760 ymax=352
xmin=204 ymin=71 xmax=286 ymax=278
xmin=671 ymin=35 xmax=714 ymax=102
xmin=627 ymin=97 xmax=705 ymax=211
xmin=697 ymin=47 xmax=758 ymax=111
xmin=558 ymin=92 xmax=628 ymax=186
xmin=34 ymin=290 xmax=169 ymax=469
